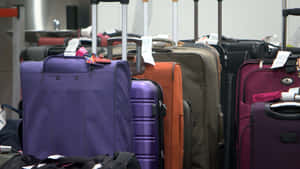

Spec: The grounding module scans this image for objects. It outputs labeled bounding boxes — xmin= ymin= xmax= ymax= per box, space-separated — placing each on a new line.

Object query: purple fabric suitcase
xmin=250 ymin=102 xmax=300 ymax=169
xmin=131 ymin=80 xmax=165 ymax=169
xmin=21 ymin=56 xmax=133 ymax=158
xmin=235 ymin=58 xmax=300 ymax=169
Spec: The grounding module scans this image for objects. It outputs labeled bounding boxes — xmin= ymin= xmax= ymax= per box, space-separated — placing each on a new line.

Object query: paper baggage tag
xmin=0 ymin=107 xmax=6 ymax=131
xmin=142 ymin=36 xmax=155 ymax=65
xmin=64 ymin=39 xmax=80 ymax=56
xmin=288 ymin=87 xmax=300 ymax=95
xmin=92 ymin=163 xmax=103 ymax=169
xmin=22 ymin=165 xmax=34 ymax=169
xmin=271 ymin=51 xmax=291 ymax=69
xmin=48 ymin=154 xmax=64 ymax=160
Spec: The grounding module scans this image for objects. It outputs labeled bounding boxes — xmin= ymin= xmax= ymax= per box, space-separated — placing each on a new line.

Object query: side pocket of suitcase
xmin=183 ymin=100 xmax=192 ymax=169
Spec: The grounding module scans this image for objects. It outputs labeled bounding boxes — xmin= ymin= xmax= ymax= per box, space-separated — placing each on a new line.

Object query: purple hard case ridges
xmin=131 ymin=80 xmax=161 ymax=169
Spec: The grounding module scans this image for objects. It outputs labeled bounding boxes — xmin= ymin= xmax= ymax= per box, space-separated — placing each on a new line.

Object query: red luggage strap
xmin=252 ymin=91 xmax=282 ymax=103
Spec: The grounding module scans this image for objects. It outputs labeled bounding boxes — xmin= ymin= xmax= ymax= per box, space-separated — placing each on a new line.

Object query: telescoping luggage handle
xmin=107 ymin=37 xmax=142 ymax=73
xmin=282 ymin=0 xmax=300 ymax=50
xmin=91 ymin=0 xmax=129 ymax=61
xmin=193 ymin=0 xmax=199 ymax=42
xmin=172 ymin=0 xmax=178 ymax=45
xmin=217 ymin=0 xmax=223 ymax=44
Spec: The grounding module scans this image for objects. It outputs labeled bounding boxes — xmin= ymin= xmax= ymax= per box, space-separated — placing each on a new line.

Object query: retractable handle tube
xmin=172 ymin=0 xmax=178 ymax=46
xmin=107 ymin=37 xmax=142 ymax=73
xmin=194 ymin=0 xmax=199 ymax=42
xmin=217 ymin=0 xmax=223 ymax=44
xmin=281 ymin=0 xmax=300 ymax=50
xmin=143 ymin=0 xmax=149 ymax=36
xmin=91 ymin=0 xmax=129 ymax=61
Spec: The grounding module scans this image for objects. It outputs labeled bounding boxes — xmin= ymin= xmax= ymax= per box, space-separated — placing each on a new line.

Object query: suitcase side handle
xmin=107 ymin=37 xmax=142 ymax=73
xmin=266 ymin=102 xmax=300 ymax=120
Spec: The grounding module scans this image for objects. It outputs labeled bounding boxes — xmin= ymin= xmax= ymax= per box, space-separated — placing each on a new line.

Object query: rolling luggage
xmin=133 ymin=62 xmax=183 ymax=169
xmin=215 ymin=1 xmax=300 ymax=169
xmin=250 ymin=102 xmax=300 ymax=169
xmin=107 ymin=2 xmax=185 ymax=168
xmin=131 ymin=79 xmax=165 ymax=169
xmin=126 ymin=39 xmax=165 ymax=169
xmin=109 ymin=40 xmax=184 ymax=169
xmin=107 ymin=36 xmax=169 ymax=169
xmin=21 ymin=0 xmax=133 ymax=159
xmin=153 ymin=1 xmax=222 ymax=169
xmin=236 ymin=2 xmax=300 ymax=168
xmin=152 ymin=47 xmax=221 ymax=169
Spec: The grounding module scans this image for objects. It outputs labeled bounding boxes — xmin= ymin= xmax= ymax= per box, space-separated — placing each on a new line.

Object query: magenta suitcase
xmin=236 ymin=1 xmax=300 ymax=168
xmin=236 ymin=58 xmax=300 ymax=169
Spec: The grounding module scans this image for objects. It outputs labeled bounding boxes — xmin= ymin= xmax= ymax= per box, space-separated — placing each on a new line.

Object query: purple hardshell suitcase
xmin=106 ymin=35 xmax=165 ymax=169
xmin=250 ymin=102 xmax=300 ymax=169
xmin=131 ymin=80 xmax=165 ymax=169
xmin=21 ymin=56 xmax=132 ymax=158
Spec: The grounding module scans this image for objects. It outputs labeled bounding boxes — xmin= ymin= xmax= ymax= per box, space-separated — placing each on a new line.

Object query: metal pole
xmin=218 ymin=0 xmax=222 ymax=43
xmin=92 ymin=3 xmax=97 ymax=55
xmin=282 ymin=0 xmax=287 ymax=50
xmin=144 ymin=1 xmax=149 ymax=36
xmin=122 ymin=4 xmax=128 ymax=61
xmin=172 ymin=1 xmax=178 ymax=46
xmin=12 ymin=6 xmax=25 ymax=116
xmin=194 ymin=1 xmax=199 ymax=42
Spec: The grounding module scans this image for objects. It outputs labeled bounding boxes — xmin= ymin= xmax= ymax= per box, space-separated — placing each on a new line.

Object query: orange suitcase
xmin=135 ymin=62 xmax=184 ymax=169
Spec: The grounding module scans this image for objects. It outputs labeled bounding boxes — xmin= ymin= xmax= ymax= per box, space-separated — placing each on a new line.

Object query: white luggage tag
xmin=64 ymin=39 xmax=81 ymax=56
xmin=196 ymin=33 xmax=219 ymax=45
xmin=271 ymin=51 xmax=291 ymax=69
xmin=92 ymin=163 xmax=103 ymax=169
xmin=281 ymin=87 xmax=300 ymax=101
xmin=142 ymin=36 xmax=155 ymax=65
xmin=0 ymin=107 xmax=7 ymax=131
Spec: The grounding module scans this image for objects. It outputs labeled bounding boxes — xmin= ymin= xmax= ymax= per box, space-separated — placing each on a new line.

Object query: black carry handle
xmin=91 ymin=0 xmax=129 ymax=4
xmin=266 ymin=102 xmax=300 ymax=120
xmin=107 ymin=37 xmax=142 ymax=73
xmin=43 ymin=55 xmax=104 ymax=73
xmin=283 ymin=8 xmax=300 ymax=16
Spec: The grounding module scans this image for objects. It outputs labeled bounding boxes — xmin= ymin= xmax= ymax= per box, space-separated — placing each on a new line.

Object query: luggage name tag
xmin=64 ymin=39 xmax=80 ymax=56
xmin=142 ymin=36 xmax=155 ymax=65
xmin=22 ymin=165 xmax=34 ymax=169
xmin=92 ymin=163 xmax=103 ymax=169
xmin=0 ymin=107 xmax=6 ymax=131
xmin=22 ymin=164 xmax=46 ymax=169
xmin=271 ymin=51 xmax=291 ymax=69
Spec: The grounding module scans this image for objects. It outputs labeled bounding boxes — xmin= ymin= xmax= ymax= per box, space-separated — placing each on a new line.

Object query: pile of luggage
xmin=1 ymin=0 xmax=300 ymax=169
